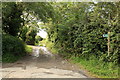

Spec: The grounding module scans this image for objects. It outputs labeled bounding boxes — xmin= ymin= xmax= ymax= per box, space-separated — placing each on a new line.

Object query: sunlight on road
xmin=2 ymin=46 xmax=88 ymax=78
xmin=32 ymin=46 xmax=53 ymax=58
xmin=32 ymin=48 xmax=40 ymax=57
xmin=40 ymin=47 xmax=53 ymax=57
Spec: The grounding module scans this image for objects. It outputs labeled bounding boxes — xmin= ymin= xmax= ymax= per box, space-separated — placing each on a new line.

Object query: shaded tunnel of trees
xmin=2 ymin=2 xmax=120 ymax=78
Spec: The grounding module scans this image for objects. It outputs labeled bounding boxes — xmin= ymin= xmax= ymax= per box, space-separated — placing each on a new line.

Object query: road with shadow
xmin=2 ymin=46 xmax=90 ymax=78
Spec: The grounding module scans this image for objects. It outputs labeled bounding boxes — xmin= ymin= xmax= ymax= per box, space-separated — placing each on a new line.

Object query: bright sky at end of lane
xmin=37 ymin=30 xmax=47 ymax=38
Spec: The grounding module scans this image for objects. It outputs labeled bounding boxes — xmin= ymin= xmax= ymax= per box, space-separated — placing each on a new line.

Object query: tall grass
xmin=45 ymin=41 xmax=58 ymax=54
xmin=25 ymin=45 xmax=33 ymax=53
xmin=70 ymin=56 xmax=118 ymax=78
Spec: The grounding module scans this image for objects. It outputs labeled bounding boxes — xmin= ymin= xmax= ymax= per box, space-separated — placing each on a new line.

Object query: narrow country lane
xmin=2 ymin=46 xmax=89 ymax=78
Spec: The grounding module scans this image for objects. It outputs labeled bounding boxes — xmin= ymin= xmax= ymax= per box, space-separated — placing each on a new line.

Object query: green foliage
xmin=46 ymin=41 xmax=58 ymax=54
xmin=25 ymin=45 xmax=33 ymax=53
xmin=2 ymin=53 xmax=19 ymax=63
xmin=25 ymin=27 xmax=37 ymax=45
xmin=19 ymin=25 xmax=29 ymax=42
xmin=2 ymin=2 xmax=23 ymax=36
xmin=19 ymin=25 xmax=38 ymax=45
xmin=70 ymin=56 xmax=118 ymax=78
xmin=46 ymin=2 xmax=119 ymax=64
xmin=45 ymin=2 xmax=119 ymax=78
xmin=2 ymin=34 xmax=26 ymax=62
xmin=1 ymin=2 xmax=119 ymax=77
xmin=24 ymin=2 xmax=56 ymax=23
xmin=35 ymin=35 xmax=43 ymax=46
xmin=2 ymin=2 xmax=56 ymax=43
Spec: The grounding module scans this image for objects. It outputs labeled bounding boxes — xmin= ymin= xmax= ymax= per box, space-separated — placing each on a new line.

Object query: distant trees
xmin=2 ymin=2 xmax=55 ymax=62
xmin=2 ymin=2 xmax=55 ymax=45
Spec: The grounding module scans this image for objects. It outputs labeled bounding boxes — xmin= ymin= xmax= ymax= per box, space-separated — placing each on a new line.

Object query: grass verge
xmin=25 ymin=45 xmax=33 ymax=53
xmin=37 ymin=40 xmax=119 ymax=78
xmin=70 ymin=56 xmax=118 ymax=78
xmin=2 ymin=45 xmax=33 ymax=63
xmin=2 ymin=53 xmax=21 ymax=63
xmin=45 ymin=41 xmax=58 ymax=54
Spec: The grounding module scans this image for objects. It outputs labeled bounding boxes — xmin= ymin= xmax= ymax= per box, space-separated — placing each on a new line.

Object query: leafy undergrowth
xmin=2 ymin=34 xmax=26 ymax=63
xmin=2 ymin=45 xmax=33 ymax=63
xmin=41 ymin=40 xmax=119 ymax=78
xmin=2 ymin=53 xmax=21 ymax=63
xmin=45 ymin=41 xmax=59 ymax=54
xmin=70 ymin=56 xmax=118 ymax=78
xmin=25 ymin=45 xmax=33 ymax=53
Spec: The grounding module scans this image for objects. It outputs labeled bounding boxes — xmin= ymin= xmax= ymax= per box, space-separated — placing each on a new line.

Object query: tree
xmin=45 ymin=2 xmax=120 ymax=64
xmin=2 ymin=2 xmax=24 ymax=36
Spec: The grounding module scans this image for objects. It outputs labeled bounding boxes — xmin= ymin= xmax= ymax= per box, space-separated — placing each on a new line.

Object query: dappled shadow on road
xmin=3 ymin=47 xmax=78 ymax=70
xmin=2 ymin=46 xmax=89 ymax=78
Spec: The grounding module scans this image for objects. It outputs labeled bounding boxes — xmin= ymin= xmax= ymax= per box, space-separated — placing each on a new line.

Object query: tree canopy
xmin=2 ymin=2 xmax=119 ymax=77
xmin=45 ymin=2 xmax=120 ymax=64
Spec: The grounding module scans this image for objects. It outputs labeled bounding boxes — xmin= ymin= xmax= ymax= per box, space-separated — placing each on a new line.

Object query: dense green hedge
xmin=2 ymin=34 xmax=26 ymax=62
xmin=45 ymin=3 xmax=119 ymax=78
xmin=46 ymin=2 xmax=120 ymax=64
